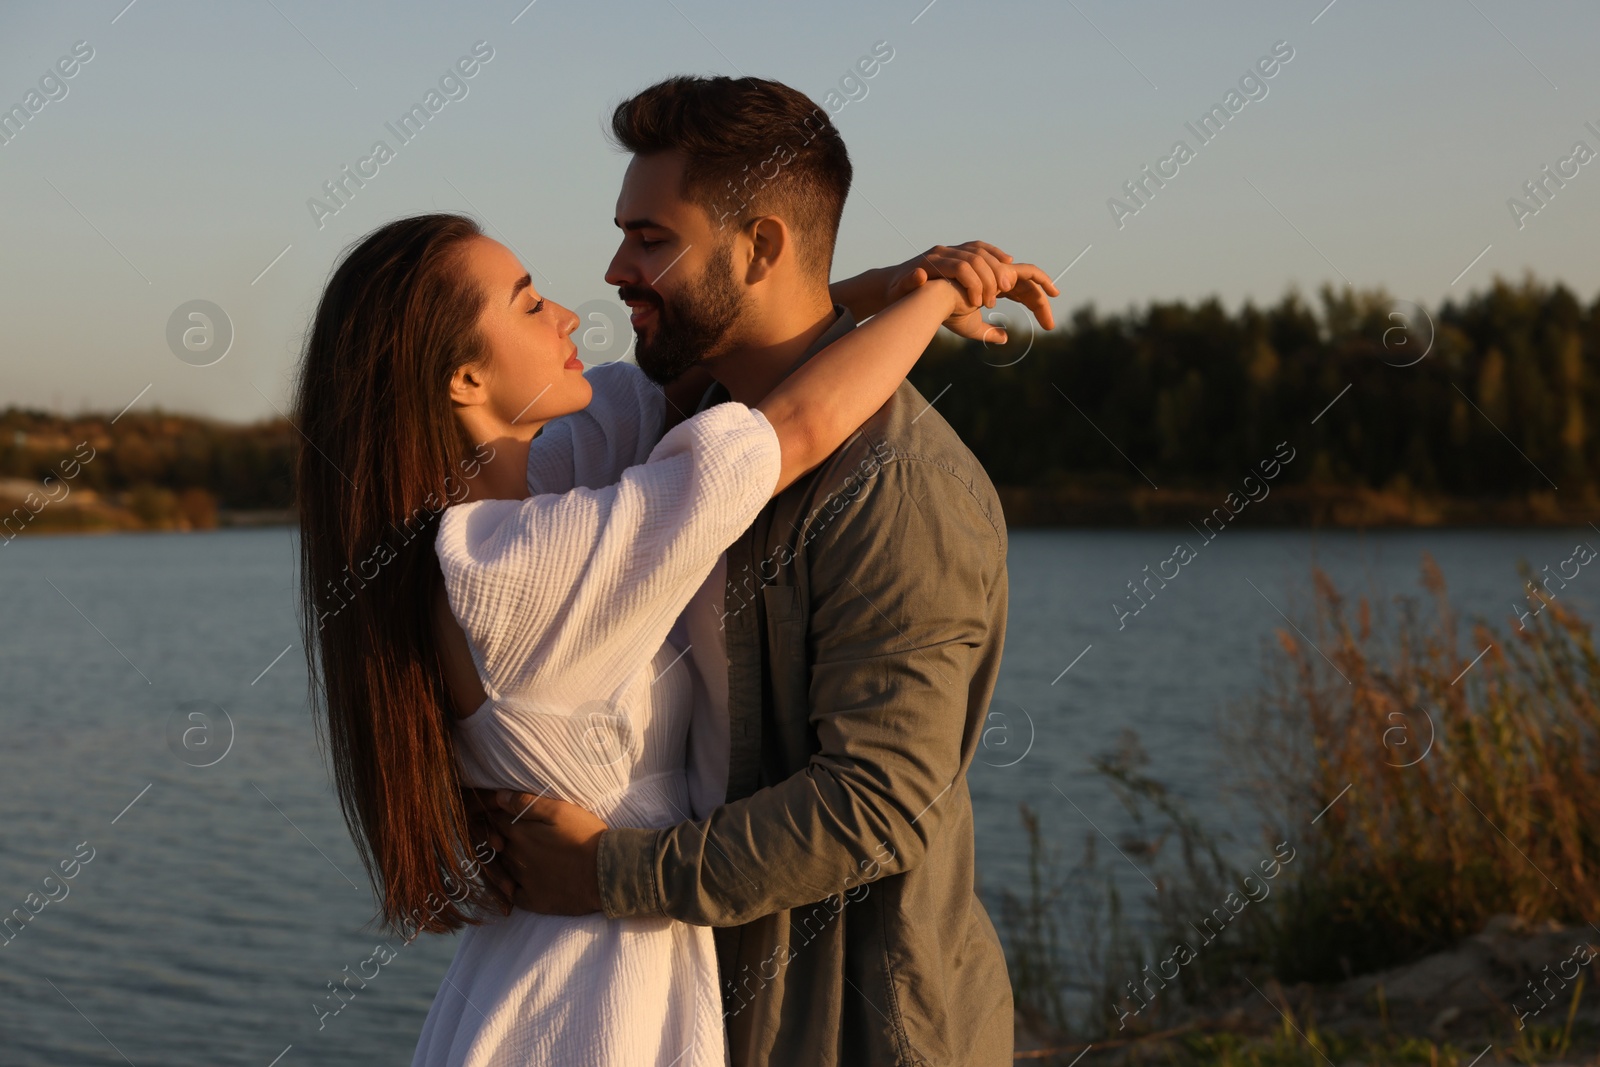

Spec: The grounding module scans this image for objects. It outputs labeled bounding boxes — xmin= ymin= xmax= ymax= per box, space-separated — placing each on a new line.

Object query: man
xmin=485 ymin=75 xmax=1056 ymax=1065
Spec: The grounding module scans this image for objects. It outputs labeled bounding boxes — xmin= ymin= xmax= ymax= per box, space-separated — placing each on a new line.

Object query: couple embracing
xmin=293 ymin=74 xmax=1056 ymax=1066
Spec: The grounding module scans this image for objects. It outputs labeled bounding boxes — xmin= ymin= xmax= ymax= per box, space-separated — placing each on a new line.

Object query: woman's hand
xmin=885 ymin=242 xmax=1060 ymax=343
xmin=882 ymin=241 xmax=1013 ymax=307
xmin=830 ymin=241 xmax=1060 ymax=344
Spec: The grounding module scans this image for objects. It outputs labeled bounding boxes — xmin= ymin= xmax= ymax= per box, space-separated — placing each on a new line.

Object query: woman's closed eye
xmin=526 ymin=299 xmax=545 ymax=315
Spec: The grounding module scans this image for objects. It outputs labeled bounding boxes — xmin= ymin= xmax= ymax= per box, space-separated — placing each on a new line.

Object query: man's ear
xmin=449 ymin=362 xmax=488 ymax=407
xmin=743 ymin=215 xmax=792 ymax=285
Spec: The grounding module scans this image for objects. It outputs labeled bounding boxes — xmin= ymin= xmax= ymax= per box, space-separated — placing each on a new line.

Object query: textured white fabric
xmin=518 ymin=362 xmax=735 ymax=818
xmin=412 ymin=363 xmax=780 ymax=1067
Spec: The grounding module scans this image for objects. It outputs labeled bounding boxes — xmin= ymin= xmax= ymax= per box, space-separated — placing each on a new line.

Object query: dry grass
xmin=1000 ymin=554 xmax=1600 ymax=1053
xmin=1253 ymin=555 xmax=1600 ymax=981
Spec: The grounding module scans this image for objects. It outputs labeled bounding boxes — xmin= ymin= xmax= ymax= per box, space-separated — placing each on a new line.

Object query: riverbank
xmin=10 ymin=483 xmax=1600 ymax=539
xmin=0 ymin=479 xmax=293 ymax=538
xmin=999 ymin=557 xmax=1600 ymax=1064
xmin=1016 ymin=914 xmax=1598 ymax=1065
xmin=997 ymin=485 xmax=1600 ymax=527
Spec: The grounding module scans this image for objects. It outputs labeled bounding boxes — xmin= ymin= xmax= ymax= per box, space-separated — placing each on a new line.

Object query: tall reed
xmin=1000 ymin=554 xmax=1600 ymax=1042
xmin=1247 ymin=555 xmax=1600 ymax=980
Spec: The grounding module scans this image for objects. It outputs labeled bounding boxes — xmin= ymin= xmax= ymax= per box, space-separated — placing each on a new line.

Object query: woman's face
xmin=455 ymin=236 xmax=591 ymax=433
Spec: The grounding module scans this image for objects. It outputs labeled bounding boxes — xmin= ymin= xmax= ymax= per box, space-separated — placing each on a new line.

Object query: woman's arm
xmin=436 ymin=401 xmax=782 ymax=705
xmin=762 ymin=245 xmax=1056 ymax=493
xmin=757 ymin=279 xmax=965 ymax=494
xmin=830 ymin=241 xmax=1025 ymax=321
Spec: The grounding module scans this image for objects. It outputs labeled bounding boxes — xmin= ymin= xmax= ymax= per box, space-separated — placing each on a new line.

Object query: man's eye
xmin=640 ymin=238 xmax=663 ymax=250
xmin=526 ymin=299 xmax=545 ymax=315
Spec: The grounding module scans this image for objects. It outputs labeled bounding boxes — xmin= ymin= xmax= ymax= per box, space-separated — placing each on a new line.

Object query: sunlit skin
xmin=453 ymin=163 xmax=1062 ymax=913
xmin=605 ymin=150 xmax=1060 ymax=407
xmin=449 ymin=236 xmax=590 ymax=502
xmin=436 ymin=229 xmax=1056 ymax=734
xmin=436 ymin=236 xmax=599 ymax=722
xmin=605 ymin=150 xmax=841 ymax=406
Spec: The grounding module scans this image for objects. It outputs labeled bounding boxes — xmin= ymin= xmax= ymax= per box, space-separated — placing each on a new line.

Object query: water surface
xmin=2 ymin=526 xmax=1592 ymax=1064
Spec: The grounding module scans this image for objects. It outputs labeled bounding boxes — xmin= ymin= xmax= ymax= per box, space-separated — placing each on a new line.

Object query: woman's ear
xmin=449 ymin=362 xmax=487 ymax=407
xmin=744 ymin=215 xmax=791 ymax=284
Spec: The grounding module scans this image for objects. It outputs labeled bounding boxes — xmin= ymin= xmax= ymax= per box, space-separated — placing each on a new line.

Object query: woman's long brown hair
xmin=293 ymin=213 xmax=496 ymax=934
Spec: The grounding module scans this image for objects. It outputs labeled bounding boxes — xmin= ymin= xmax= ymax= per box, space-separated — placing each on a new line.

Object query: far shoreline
xmin=9 ymin=489 xmax=1600 ymax=539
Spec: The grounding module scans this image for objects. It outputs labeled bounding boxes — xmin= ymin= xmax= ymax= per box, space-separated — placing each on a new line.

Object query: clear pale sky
xmin=2 ymin=0 xmax=1597 ymax=421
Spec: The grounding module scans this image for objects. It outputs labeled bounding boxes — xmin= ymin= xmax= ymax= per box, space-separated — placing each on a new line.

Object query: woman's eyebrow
xmin=508 ymin=273 xmax=532 ymax=306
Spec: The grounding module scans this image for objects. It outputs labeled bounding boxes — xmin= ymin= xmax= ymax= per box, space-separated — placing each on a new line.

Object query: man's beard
xmin=627 ymin=242 xmax=745 ymax=385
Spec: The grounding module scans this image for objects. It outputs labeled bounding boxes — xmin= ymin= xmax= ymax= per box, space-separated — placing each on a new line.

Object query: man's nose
xmin=604 ymin=246 xmax=637 ymax=288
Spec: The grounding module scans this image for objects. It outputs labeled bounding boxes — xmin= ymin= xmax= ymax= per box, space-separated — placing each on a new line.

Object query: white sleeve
xmin=525 ymin=362 xmax=668 ymax=495
xmin=437 ymin=401 xmax=779 ymax=705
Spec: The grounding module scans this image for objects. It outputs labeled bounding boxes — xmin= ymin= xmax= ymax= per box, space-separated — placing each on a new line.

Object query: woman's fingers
xmin=967 ymin=240 xmax=1013 ymax=263
xmin=1016 ymin=280 xmax=1054 ymax=331
xmin=995 ymin=263 xmax=1059 ymax=330
xmin=994 ymin=259 xmax=1019 ymax=296
xmin=964 ymin=257 xmax=1000 ymax=308
xmin=912 ymin=246 xmax=978 ymax=307
xmin=945 ymin=248 xmax=1017 ymax=307
xmin=942 ymin=259 xmax=987 ymax=311
xmin=956 ymin=240 xmax=1014 ymax=266
xmin=1018 ymin=262 xmax=1061 ymax=298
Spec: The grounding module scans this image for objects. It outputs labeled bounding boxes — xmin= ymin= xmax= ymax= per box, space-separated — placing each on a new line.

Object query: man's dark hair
xmin=610 ymin=75 xmax=852 ymax=280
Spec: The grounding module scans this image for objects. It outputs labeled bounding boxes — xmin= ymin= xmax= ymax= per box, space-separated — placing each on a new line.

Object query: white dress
xmin=411 ymin=363 xmax=780 ymax=1067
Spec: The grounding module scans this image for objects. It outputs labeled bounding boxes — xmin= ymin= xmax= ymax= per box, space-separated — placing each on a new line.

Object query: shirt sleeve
xmin=525 ymin=361 xmax=668 ymax=495
xmin=594 ymin=457 xmax=1005 ymax=924
xmin=437 ymin=401 xmax=778 ymax=705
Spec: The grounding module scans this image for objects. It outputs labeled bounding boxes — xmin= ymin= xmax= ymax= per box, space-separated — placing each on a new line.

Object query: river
xmin=2 ymin=526 xmax=1594 ymax=1064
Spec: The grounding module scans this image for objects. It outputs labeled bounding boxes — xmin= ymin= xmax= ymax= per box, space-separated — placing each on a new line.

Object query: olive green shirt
xmin=598 ymin=310 xmax=1013 ymax=1066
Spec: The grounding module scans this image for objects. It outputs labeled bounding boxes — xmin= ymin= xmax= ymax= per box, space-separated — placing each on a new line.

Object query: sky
xmin=2 ymin=0 xmax=1598 ymax=422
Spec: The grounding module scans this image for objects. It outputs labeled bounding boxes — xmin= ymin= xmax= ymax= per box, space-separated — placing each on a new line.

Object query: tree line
xmin=0 ymin=409 xmax=294 ymax=513
xmin=4 ymin=275 xmax=1596 ymax=526
xmin=909 ymin=275 xmax=1600 ymax=512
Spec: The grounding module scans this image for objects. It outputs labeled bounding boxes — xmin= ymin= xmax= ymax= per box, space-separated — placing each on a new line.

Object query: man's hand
xmin=884 ymin=241 xmax=1059 ymax=343
xmin=485 ymin=790 xmax=608 ymax=916
xmin=462 ymin=787 xmax=514 ymax=914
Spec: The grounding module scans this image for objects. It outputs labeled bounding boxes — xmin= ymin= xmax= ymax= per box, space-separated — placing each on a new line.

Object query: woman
xmin=293 ymin=213 xmax=1051 ymax=1065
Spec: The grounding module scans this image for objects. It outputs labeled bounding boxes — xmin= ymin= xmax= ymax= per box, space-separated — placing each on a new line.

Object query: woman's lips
xmin=564 ymin=348 xmax=583 ymax=370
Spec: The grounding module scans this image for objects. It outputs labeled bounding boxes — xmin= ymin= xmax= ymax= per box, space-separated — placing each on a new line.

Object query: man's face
xmin=605 ymin=151 xmax=748 ymax=384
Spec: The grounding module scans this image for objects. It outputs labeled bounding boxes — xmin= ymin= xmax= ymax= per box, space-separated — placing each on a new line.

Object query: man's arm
xmin=592 ymin=456 xmax=1001 ymax=924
